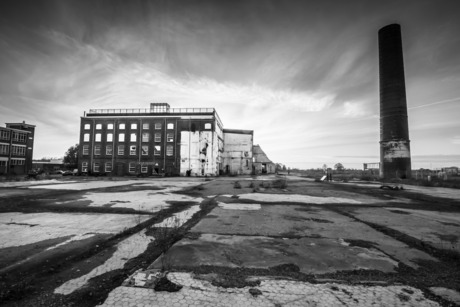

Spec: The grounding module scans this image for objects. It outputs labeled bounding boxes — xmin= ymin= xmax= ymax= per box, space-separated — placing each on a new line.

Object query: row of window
xmin=0 ymin=131 xmax=27 ymax=142
xmin=0 ymin=130 xmax=10 ymax=140
xmin=84 ymin=122 xmax=175 ymax=130
xmin=84 ymin=122 xmax=213 ymax=131
xmin=82 ymin=145 xmax=174 ymax=156
xmin=0 ymin=144 xmax=26 ymax=156
xmin=12 ymin=132 xmax=27 ymax=142
xmin=0 ymin=159 xmax=25 ymax=166
xmin=11 ymin=159 xmax=25 ymax=165
xmin=83 ymin=132 xmax=175 ymax=143
xmin=81 ymin=161 xmax=150 ymax=173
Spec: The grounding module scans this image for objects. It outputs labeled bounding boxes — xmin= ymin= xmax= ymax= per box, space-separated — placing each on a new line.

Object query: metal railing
xmin=87 ymin=108 xmax=216 ymax=114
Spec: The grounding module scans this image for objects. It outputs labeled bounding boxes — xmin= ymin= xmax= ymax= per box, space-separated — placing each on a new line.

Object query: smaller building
xmin=32 ymin=159 xmax=64 ymax=173
xmin=253 ymin=145 xmax=275 ymax=174
xmin=0 ymin=121 xmax=35 ymax=175
xmin=221 ymin=129 xmax=253 ymax=175
xmin=363 ymin=162 xmax=380 ymax=171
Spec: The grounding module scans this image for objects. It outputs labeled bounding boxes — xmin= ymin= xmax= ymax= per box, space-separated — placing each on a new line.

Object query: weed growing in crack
xmin=150 ymin=212 xmax=189 ymax=272
xmin=233 ymin=181 xmax=242 ymax=189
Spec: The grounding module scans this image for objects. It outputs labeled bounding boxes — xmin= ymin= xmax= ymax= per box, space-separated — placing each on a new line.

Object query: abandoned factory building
xmin=0 ymin=121 xmax=35 ymax=175
xmin=78 ymin=103 xmax=274 ymax=176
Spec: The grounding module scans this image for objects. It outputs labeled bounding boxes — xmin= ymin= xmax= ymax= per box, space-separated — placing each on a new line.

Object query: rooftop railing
xmin=87 ymin=108 xmax=216 ymax=114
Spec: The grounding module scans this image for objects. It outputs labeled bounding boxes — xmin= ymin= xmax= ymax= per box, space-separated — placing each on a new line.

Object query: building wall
xmin=221 ymin=130 xmax=253 ymax=175
xmin=78 ymin=113 xmax=222 ymax=176
xmin=0 ymin=122 xmax=35 ymax=175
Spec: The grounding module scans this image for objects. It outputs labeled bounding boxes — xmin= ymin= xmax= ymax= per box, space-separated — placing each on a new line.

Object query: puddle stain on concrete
xmin=150 ymin=234 xmax=399 ymax=274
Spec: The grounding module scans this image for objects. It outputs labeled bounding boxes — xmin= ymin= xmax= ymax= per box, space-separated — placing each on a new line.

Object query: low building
xmin=32 ymin=159 xmax=64 ymax=173
xmin=0 ymin=121 xmax=35 ymax=175
xmin=363 ymin=162 xmax=380 ymax=171
xmin=253 ymin=144 xmax=276 ymax=174
xmin=221 ymin=129 xmax=253 ymax=175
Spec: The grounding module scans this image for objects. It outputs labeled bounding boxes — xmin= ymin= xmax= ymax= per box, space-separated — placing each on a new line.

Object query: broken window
xmin=82 ymin=162 xmax=88 ymax=172
xmin=94 ymin=145 xmax=101 ymax=155
xmin=142 ymin=132 xmax=149 ymax=142
xmin=166 ymin=145 xmax=173 ymax=156
xmin=93 ymin=162 xmax=100 ymax=172
xmin=167 ymin=133 xmax=174 ymax=142
xmin=142 ymin=145 xmax=148 ymax=155
xmin=154 ymin=123 xmax=162 ymax=129
xmin=154 ymin=146 xmax=161 ymax=156
xmin=142 ymin=123 xmax=149 ymax=129
xmin=154 ymin=133 xmax=161 ymax=142
xmin=106 ymin=145 xmax=113 ymax=155
xmin=130 ymin=145 xmax=136 ymax=155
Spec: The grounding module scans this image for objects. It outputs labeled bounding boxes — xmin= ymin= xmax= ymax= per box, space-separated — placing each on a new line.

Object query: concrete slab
xmin=191 ymin=205 xmax=436 ymax=268
xmin=236 ymin=193 xmax=362 ymax=204
xmin=153 ymin=205 xmax=201 ymax=228
xmin=54 ymin=229 xmax=152 ymax=295
xmin=217 ymin=202 xmax=261 ymax=210
xmin=351 ymin=208 xmax=460 ymax=252
xmin=0 ymin=212 xmax=150 ymax=248
xmin=150 ymin=233 xmax=398 ymax=274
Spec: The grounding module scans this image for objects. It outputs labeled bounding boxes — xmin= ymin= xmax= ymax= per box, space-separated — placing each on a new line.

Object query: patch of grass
xmin=272 ymin=178 xmax=287 ymax=189
xmin=233 ymin=181 xmax=242 ymax=189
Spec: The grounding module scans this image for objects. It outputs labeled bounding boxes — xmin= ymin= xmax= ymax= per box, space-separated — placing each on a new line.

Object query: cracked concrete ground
xmin=1 ymin=176 xmax=459 ymax=306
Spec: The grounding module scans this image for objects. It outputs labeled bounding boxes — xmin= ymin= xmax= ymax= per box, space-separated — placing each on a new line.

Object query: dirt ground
xmin=0 ymin=175 xmax=459 ymax=306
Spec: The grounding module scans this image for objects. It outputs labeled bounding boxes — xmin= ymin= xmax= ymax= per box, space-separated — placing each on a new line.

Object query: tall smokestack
xmin=378 ymin=23 xmax=411 ymax=179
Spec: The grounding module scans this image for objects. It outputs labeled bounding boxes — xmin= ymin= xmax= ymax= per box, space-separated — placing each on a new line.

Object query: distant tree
xmin=334 ymin=163 xmax=345 ymax=172
xmin=282 ymin=165 xmax=287 ymax=171
xmin=64 ymin=144 xmax=79 ymax=169
xmin=322 ymin=164 xmax=328 ymax=172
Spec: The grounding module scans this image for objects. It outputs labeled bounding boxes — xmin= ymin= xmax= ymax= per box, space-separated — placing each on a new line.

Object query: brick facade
xmin=0 ymin=121 xmax=35 ymax=175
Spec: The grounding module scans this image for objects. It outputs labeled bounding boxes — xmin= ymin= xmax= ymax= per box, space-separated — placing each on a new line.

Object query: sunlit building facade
xmin=0 ymin=121 xmax=35 ymax=175
xmin=78 ymin=103 xmax=224 ymax=176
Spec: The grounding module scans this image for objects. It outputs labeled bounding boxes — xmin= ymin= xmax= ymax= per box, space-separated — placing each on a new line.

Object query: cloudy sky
xmin=1 ymin=0 xmax=459 ymax=169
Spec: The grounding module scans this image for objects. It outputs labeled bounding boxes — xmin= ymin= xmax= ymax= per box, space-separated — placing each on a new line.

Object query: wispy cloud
xmin=408 ymin=97 xmax=460 ymax=110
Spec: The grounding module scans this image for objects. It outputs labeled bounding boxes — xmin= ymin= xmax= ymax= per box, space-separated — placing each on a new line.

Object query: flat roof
xmin=223 ymin=129 xmax=253 ymax=135
xmin=6 ymin=122 xmax=36 ymax=127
